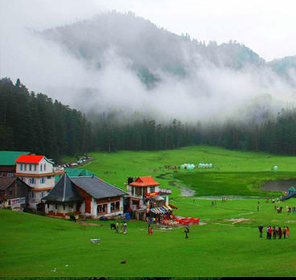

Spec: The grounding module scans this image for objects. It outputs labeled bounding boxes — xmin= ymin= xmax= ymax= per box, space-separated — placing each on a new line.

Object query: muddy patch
xmin=260 ymin=179 xmax=296 ymax=192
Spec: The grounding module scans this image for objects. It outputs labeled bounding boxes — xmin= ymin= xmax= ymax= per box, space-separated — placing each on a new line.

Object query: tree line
xmin=1 ymin=77 xmax=296 ymax=162
xmin=0 ymin=78 xmax=92 ymax=161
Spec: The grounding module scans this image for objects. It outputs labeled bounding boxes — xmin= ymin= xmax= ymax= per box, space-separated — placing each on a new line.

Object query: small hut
xmin=43 ymin=173 xmax=84 ymax=216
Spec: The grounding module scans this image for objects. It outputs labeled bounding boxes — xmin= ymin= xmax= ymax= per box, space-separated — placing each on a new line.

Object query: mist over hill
xmin=37 ymin=11 xmax=296 ymax=123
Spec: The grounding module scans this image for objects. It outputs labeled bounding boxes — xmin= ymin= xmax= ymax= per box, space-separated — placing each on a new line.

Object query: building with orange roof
xmin=127 ymin=176 xmax=172 ymax=221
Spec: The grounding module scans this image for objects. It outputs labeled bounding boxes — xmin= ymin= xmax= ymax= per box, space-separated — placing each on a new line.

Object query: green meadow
xmin=2 ymin=146 xmax=296 ymax=277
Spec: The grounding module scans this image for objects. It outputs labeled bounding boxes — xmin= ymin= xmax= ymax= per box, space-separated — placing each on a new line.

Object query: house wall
xmin=45 ymin=202 xmax=80 ymax=216
xmin=95 ymin=197 xmax=123 ymax=217
xmin=28 ymin=189 xmax=51 ymax=208
xmin=0 ymin=180 xmax=30 ymax=209
xmin=16 ymin=158 xmax=54 ymax=175
xmin=15 ymin=159 xmax=55 ymax=209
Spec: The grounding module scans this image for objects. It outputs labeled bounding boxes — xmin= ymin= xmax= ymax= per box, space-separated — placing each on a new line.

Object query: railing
xmin=159 ymin=188 xmax=172 ymax=195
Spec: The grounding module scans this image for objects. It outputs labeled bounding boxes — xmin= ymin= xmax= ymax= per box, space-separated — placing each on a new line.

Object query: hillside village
xmin=0 ymin=151 xmax=177 ymax=224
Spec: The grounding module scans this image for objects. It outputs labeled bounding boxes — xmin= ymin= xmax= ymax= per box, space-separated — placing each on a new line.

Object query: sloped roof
xmin=129 ymin=176 xmax=160 ymax=187
xmin=71 ymin=176 xmax=127 ymax=199
xmin=43 ymin=173 xmax=84 ymax=203
xmin=0 ymin=151 xmax=30 ymax=166
xmin=15 ymin=155 xmax=44 ymax=164
xmin=0 ymin=177 xmax=31 ymax=190
xmin=65 ymin=168 xmax=95 ymax=177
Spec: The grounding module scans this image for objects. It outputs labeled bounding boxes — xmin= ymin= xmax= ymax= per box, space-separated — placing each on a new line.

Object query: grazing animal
xmin=110 ymin=223 xmax=116 ymax=230
xmin=121 ymin=260 xmax=126 ymax=264
xmin=70 ymin=215 xmax=76 ymax=223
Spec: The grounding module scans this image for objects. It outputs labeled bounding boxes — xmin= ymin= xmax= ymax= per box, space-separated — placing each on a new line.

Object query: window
xmin=31 ymin=192 xmax=35 ymax=198
xmin=24 ymin=164 xmax=27 ymax=171
xmin=41 ymin=191 xmax=44 ymax=198
xmin=40 ymin=178 xmax=45 ymax=184
xmin=111 ymin=202 xmax=115 ymax=211
xmin=150 ymin=187 xmax=155 ymax=193
xmin=9 ymin=191 xmax=13 ymax=196
xmin=44 ymin=163 xmax=46 ymax=171
xmin=20 ymin=164 xmax=23 ymax=171
xmin=29 ymin=178 xmax=36 ymax=184
xmin=40 ymin=164 xmax=42 ymax=171
xmin=135 ymin=187 xmax=142 ymax=196
xmin=34 ymin=165 xmax=37 ymax=171
xmin=97 ymin=204 xmax=107 ymax=213
xmin=29 ymin=164 xmax=32 ymax=171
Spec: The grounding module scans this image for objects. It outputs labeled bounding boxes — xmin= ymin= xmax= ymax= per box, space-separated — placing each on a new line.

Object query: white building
xmin=15 ymin=155 xmax=56 ymax=209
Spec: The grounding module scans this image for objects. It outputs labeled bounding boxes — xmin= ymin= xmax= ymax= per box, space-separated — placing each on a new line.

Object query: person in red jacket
xmin=286 ymin=226 xmax=290 ymax=238
xmin=278 ymin=227 xmax=283 ymax=239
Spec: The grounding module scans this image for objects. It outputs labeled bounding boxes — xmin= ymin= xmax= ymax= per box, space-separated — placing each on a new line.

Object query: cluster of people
xmin=115 ymin=220 xmax=127 ymax=234
xmin=258 ymin=225 xmax=290 ymax=239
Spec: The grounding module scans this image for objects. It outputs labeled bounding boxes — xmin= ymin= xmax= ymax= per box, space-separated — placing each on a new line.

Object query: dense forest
xmin=0 ymin=78 xmax=92 ymax=161
xmin=1 ymin=77 xmax=296 ymax=162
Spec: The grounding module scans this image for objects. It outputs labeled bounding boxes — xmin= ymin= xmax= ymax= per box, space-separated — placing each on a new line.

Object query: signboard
xmin=146 ymin=192 xmax=160 ymax=197
xmin=8 ymin=197 xmax=26 ymax=206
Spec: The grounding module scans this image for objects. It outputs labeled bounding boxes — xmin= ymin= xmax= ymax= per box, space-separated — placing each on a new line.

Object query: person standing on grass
xmin=120 ymin=221 xmax=124 ymax=234
xmin=278 ymin=227 xmax=283 ymax=239
xmin=185 ymin=223 xmax=190 ymax=239
xmin=148 ymin=224 xmax=153 ymax=235
xmin=123 ymin=221 xmax=127 ymax=234
xmin=283 ymin=226 xmax=287 ymax=239
xmin=273 ymin=226 xmax=277 ymax=239
xmin=116 ymin=220 xmax=119 ymax=234
xmin=268 ymin=226 xmax=272 ymax=239
xmin=258 ymin=225 xmax=264 ymax=238
xmin=287 ymin=226 xmax=290 ymax=238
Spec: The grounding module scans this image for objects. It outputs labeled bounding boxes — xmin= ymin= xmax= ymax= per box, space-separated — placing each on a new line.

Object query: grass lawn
xmin=2 ymin=146 xmax=296 ymax=277
xmin=1 ymin=198 xmax=296 ymax=277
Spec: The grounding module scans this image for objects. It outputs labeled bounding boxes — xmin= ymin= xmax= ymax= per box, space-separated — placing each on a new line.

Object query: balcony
xmin=159 ymin=188 xmax=172 ymax=195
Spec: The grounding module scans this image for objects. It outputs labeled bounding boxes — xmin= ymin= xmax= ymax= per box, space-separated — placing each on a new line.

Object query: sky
xmin=1 ymin=0 xmax=296 ymax=122
xmin=1 ymin=0 xmax=296 ymax=61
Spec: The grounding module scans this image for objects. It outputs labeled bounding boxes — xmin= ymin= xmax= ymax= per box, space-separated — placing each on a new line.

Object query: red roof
xmin=15 ymin=155 xmax=44 ymax=164
xmin=129 ymin=176 xmax=160 ymax=187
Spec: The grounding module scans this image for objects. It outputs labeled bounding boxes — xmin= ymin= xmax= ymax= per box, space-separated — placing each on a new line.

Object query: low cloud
xmin=1 ymin=7 xmax=296 ymax=125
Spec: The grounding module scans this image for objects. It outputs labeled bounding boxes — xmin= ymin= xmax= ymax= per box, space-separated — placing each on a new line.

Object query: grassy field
xmin=2 ymin=146 xmax=296 ymax=277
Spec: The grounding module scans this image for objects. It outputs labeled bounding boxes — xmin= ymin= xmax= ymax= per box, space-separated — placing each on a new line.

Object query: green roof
xmin=65 ymin=168 xmax=95 ymax=177
xmin=0 ymin=151 xmax=30 ymax=166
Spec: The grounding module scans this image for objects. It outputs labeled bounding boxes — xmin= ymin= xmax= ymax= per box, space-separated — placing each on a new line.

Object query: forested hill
xmin=2 ymin=77 xmax=296 ymax=160
xmin=40 ymin=11 xmax=262 ymax=84
xmin=0 ymin=78 xmax=92 ymax=161
xmin=41 ymin=11 xmax=296 ymax=87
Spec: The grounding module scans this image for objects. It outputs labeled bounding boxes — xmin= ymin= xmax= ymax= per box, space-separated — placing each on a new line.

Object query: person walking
xmin=185 ymin=223 xmax=190 ymax=239
xmin=258 ymin=225 xmax=264 ymax=238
